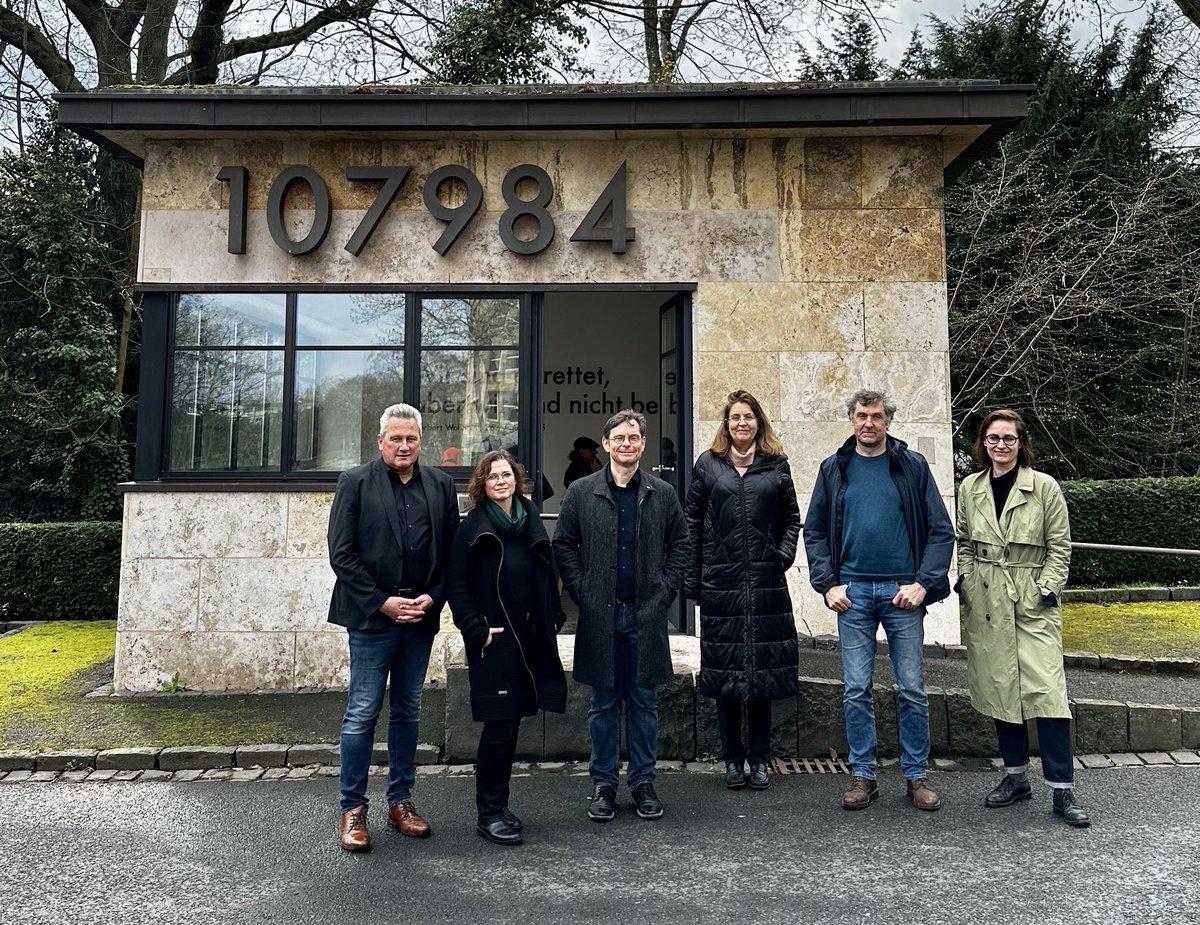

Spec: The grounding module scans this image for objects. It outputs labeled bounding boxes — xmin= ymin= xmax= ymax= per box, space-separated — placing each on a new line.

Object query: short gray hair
xmin=379 ymin=403 xmax=423 ymax=437
xmin=602 ymin=409 xmax=647 ymax=439
xmin=845 ymin=389 xmax=897 ymax=423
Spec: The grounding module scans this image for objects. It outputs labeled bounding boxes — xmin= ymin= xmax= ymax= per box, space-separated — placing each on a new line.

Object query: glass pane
xmin=293 ymin=350 xmax=405 ymax=472
xmin=170 ymin=350 xmax=283 ymax=471
xmin=420 ymin=349 xmax=519 ymax=468
xmin=175 ymin=293 xmax=286 ymax=347
xmin=420 ymin=297 xmax=519 ymax=347
xmin=296 ymin=293 xmax=406 ymax=347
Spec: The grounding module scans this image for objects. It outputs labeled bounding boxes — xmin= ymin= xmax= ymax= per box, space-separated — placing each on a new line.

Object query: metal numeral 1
xmin=216 ymin=166 xmax=248 ymax=255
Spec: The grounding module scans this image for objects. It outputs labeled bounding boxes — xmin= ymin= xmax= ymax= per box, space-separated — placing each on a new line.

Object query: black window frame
xmin=152 ymin=289 xmax=533 ymax=484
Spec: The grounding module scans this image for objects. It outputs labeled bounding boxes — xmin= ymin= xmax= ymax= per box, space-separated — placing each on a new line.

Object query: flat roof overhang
xmin=55 ymin=82 xmax=1032 ymax=181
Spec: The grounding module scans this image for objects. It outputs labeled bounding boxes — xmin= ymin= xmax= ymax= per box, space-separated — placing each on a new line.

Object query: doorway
xmin=535 ymin=289 xmax=693 ymax=632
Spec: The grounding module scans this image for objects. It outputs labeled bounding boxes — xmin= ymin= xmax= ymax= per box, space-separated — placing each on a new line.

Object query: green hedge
xmin=0 ymin=522 xmax=121 ymax=620
xmin=1061 ymin=477 xmax=1200 ymax=587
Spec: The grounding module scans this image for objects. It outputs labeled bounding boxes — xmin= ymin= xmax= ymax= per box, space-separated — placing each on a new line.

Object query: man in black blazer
xmin=328 ymin=403 xmax=460 ymax=852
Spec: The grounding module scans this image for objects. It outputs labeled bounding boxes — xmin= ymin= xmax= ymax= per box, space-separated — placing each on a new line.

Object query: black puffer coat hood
xmin=685 ymin=451 xmax=801 ymax=701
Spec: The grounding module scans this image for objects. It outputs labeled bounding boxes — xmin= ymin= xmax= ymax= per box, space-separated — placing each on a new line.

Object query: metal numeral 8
xmin=498 ymin=165 xmax=555 ymax=255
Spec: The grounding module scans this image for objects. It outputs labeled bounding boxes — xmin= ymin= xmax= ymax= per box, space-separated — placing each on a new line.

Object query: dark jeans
xmin=588 ymin=603 xmax=658 ymax=789
xmin=476 ymin=719 xmax=521 ymax=822
xmin=716 ymin=699 xmax=771 ymax=763
xmin=338 ymin=623 xmax=433 ymax=813
xmin=995 ymin=718 xmax=1074 ymax=785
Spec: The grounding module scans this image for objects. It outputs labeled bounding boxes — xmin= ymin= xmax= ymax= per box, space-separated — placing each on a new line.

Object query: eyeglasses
xmin=606 ymin=434 xmax=643 ymax=445
xmin=486 ymin=472 xmax=515 ymax=482
xmin=728 ymin=414 xmax=756 ymax=424
xmin=984 ymin=434 xmax=1019 ymax=447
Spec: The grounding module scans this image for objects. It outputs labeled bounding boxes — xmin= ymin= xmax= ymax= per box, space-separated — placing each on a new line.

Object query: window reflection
xmin=296 ymin=293 xmax=406 ymax=347
xmin=175 ymin=293 xmax=285 ymax=347
xmin=420 ymin=348 xmax=519 ymax=468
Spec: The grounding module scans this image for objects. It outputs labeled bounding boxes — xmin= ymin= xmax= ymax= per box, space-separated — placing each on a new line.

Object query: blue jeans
xmin=339 ymin=623 xmax=434 ymax=813
xmin=838 ymin=580 xmax=930 ymax=781
xmin=588 ymin=603 xmax=658 ymax=789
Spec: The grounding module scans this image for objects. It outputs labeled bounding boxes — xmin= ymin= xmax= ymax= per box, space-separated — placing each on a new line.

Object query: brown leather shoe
xmin=907 ymin=778 xmax=943 ymax=811
xmin=841 ymin=776 xmax=879 ymax=810
xmin=387 ymin=800 xmax=432 ymax=838
xmin=339 ymin=806 xmax=371 ymax=852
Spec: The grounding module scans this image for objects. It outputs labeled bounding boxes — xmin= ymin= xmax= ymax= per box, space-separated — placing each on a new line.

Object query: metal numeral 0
xmin=216 ymin=166 xmax=248 ymax=255
xmin=423 ymin=165 xmax=483 ymax=256
xmin=266 ymin=166 xmax=332 ymax=256
xmin=499 ymin=165 xmax=555 ymax=255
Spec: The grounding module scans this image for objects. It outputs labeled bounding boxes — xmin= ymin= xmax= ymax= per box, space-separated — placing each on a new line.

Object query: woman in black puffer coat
xmin=685 ymin=390 xmax=801 ymax=791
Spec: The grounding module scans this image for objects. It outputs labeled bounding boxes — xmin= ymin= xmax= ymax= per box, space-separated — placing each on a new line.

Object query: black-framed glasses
xmin=984 ymin=434 xmax=1019 ymax=447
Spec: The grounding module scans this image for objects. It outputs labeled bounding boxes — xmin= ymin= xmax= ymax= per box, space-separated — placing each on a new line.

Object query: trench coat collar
xmin=969 ymin=465 xmax=1036 ymax=543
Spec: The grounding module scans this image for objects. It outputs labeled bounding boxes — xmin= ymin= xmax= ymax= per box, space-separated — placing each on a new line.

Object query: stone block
xmin=35 ymin=751 xmax=97 ymax=772
xmin=860 ymin=137 xmax=943 ymax=209
xmin=944 ymin=645 xmax=968 ymax=660
xmin=874 ymin=685 xmax=900 ymax=759
xmin=769 ymin=693 xmax=799 ymax=759
xmin=796 ymin=676 xmax=847 ymax=757
xmin=1170 ymin=587 xmax=1200 ymax=601
xmin=143 ymin=141 xmax=225 ymax=211
xmin=1 ymin=770 xmax=33 ymax=783
xmin=1169 ymin=750 xmax=1200 ymax=765
xmin=926 ymin=687 xmax=950 ymax=755
xmin=923 ymin=644 xmax=945 ymax=659
xmin=794 ymin=208 xmax=945 ymax=283
xmin=1127 ymin=587 xmax=1171 ymax=603
xmin=201 ymin=768 xmax=233 ymax=781
xmin=1060 ymin=589 xmax=1098 ymax=604
xmin=171 ymin=769 xmax=206 ymax=781
xmin=803 ymin=138 xmax=860 ymax=210
xmin=442 ymin=666 xmax=476 ymax=764
xmin=115 ymin=629 xmax=298 ymax=692
xmin=1182 ymin=708 xmax=1200 ymax=749
xmin=139 ymin=770 xmax=173 ymax=782
xmin=863 ymin=282 xmax=949 ymax=352
xmin=420 ymin=682 xmax=447 ymax=750
xmin=1095 ymin=588 xmax=1129 ymax=604
xmin=932 ymin=758 xmax=961 ymax=771
xmin=1063 ymin=652 xmax=1101 ymax=669
xmin=1109 ymin=753 xmax=1143 ymax=767
xmin=812 ymin=634 xmax=839 ymax=651
xmin=0 ymin=752 xmax=36 ymax=772
xmin=1097 ymin=654 xmax=1138 ymax=672
xmin=294 ymin=632 xmax=350 ymax=688
xmin=158 ymin=746 xmax=235 ymax=771
xmin=945 ymin=689 xmax=997 ymax=756
xmin=286 ymin=743 xmax=342 ymax=767
xmin=698 ymin=350 xmax=780 ymax=422
xmin=118 ymin=559 xmax=200 ymax=631
xmin=779 ymin=350 xmax=950 ymax=425
xmin=696 ymin=281 xmax=865 ymax=354
xmin=261 ymin=767 xmax=290 ymax=780
xmin=415 ymin=743 xmax=440 ymax=766
xmin=695 ymin=692 xmax=721 ymax=760
xmin=30 ymin=771 xmax=60 ymax=782
xmin=123 ymin=491 xmax=288 ymax=559
xmin=1074 ymin=699 xmax=1129 ymax=754
xmin=199 ymin=558 xmax=336 ymax=632
xmin=543 ymin=675 xmax=592 ymax=762
xmin=96 ymin=748 xmax=160 ymax=771
xmin=656 ymin=674 xmax=696 ymax=762
xmin=229 ymin=768 xmax=265 ymax=782
xmin=1128 ymin=703 xmax=1182 ymax=752
xmin=1079 ymin=754 xmax=1114 ymax=769
xmin=1137 ymin=752 xmax=1174 ymax=765
xmin=112 ymin=770 xmax=142 ymax=782
xmin=285 ymin=493 xmax=336 ymax=557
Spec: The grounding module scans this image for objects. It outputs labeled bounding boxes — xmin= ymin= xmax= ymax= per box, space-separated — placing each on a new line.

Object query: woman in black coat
xmin=448 ymin=450 xmax=567 ymax=846
xmin=685 ymin=390 xmax=801 ymax=790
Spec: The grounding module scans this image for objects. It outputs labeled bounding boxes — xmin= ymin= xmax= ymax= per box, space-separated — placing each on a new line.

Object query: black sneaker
xmin=631 ymin=782 xmax=664 ymax=820
xmin=588 ymin=783 xmax=617 ymax=822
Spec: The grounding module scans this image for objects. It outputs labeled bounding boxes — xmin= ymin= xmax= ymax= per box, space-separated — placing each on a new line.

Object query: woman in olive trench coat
xmin=956 ymin=409 xmax=1089 ymax=827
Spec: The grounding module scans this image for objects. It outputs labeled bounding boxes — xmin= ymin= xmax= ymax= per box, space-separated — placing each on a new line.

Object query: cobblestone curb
xmin=3 ymin=751 xmax=1200 ymax=784
xmin=1060 ymin=587 xmax=1200 ymax=604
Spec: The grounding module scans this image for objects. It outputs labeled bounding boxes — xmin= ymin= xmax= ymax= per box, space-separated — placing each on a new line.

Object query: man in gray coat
xmin=554 ymin=409 xmax=689 ymax=823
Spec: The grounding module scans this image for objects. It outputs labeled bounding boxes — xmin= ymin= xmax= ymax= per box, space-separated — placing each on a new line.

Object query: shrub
xmin=0 ymin=522 xmax=120 ymax=620
xmin=1061 ymin=477 xmax=1200 ymax=586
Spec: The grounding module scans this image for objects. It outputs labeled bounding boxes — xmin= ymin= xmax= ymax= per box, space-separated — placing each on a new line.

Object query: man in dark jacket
xmin=803 ymin=389 xmax=954 ymax=813
xmin=553 ymin=410 xmax=689 ymax=823
xmin=327 ymin=403 xmax=460 ymax=852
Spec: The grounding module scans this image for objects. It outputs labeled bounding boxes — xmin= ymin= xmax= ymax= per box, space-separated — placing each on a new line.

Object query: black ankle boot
xmin=984 ymin=773 xmax=1032 ymax=808
xmin=1052 ymin=789 xmax=1091 ymax=828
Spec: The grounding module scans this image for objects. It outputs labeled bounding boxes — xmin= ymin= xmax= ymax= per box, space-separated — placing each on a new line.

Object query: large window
xmin=166 ymin=292 xmax=523 ymax=476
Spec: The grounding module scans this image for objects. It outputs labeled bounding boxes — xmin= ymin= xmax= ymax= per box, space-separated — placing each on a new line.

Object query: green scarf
xmin=483 ymin=498 xmax=527 ymax=536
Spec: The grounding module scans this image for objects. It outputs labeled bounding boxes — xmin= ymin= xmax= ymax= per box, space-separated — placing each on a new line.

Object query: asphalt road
xmin=4 ymin=766 xmax=1197 ymax=925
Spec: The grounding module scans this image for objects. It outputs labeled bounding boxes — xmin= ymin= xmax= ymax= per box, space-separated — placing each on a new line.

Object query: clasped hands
xmin=379 ymin=594 xmax=434 ymax=624
xmin=824 ymin=582 xmax=927 ymax=613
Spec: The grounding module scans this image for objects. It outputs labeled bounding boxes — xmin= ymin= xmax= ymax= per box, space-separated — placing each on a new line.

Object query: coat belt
xmin=975 ymin=554 xmax=1042 ymax=603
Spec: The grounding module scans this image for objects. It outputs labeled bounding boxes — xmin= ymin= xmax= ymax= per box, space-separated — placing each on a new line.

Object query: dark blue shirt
xmin=607 ymin=467 xmax=641 ymax=603
xmin=839 ymin=452 xmax=915 ymax=582
xmin=388 ymin=463 xmax=431 ymax=593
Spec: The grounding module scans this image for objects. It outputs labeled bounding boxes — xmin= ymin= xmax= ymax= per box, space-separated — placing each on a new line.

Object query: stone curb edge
xmin=2 ymin=750 xmax=1199 ymax=784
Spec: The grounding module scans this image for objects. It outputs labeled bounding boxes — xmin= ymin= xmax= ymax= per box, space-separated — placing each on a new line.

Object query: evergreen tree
xmin=796 ymin=12 xmax=888 ymax=81
xmin=0 ymin=119 xmax=129 ymax=521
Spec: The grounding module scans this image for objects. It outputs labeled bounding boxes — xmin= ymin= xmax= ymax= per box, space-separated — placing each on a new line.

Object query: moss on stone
xmin=1061 ymin=602 xmax=1200 ymax=659
xmin=0 ymin=622 xmax=116 ymax=718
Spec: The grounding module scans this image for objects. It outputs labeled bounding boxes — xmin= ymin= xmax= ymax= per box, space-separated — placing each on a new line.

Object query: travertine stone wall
xmin=124 ymin=132 xmax=958 ymax=691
